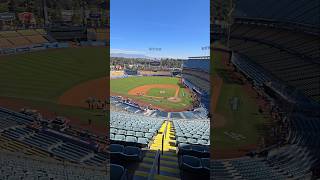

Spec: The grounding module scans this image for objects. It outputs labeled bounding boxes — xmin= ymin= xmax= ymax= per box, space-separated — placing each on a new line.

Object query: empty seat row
xmin=110 ymin=144 xmax=143 ymax=162
xmin=177 ymin=143 xmax=210 ymax=158
xmin=173 ymin=119 xmax=210 ymax=146
xmin=110 ymin=134 xmax=149 ymax=147
xmin=179 ymin=155 xmax=210 ymax=179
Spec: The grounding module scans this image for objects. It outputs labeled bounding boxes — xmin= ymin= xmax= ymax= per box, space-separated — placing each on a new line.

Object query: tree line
xmin=110 ymin=57 xmax=184 ymax=69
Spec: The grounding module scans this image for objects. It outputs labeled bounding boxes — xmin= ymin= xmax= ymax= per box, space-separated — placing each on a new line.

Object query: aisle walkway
xmin=150 ymin=121 xmax=176 ymax=152
xmin=133 ymin=121 xmax=181 ymax=180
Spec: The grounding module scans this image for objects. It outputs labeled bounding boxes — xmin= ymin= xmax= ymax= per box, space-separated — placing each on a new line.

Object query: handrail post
xmin=162 ymin=134 xmax=164 ymax=155
xmin=157 ymin=153 xmax=160 ymax=174
xmin=147 ymin=150 xmax=161 ymax=180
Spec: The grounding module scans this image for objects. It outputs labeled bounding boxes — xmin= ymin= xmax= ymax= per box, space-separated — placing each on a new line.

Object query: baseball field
xmin=212 ymin=49 xmax=269 ymax=158
xmin=0 ymin=47 xmax=108 ymax=134
xmin=110 ymin=76 xmax=194 ymax=112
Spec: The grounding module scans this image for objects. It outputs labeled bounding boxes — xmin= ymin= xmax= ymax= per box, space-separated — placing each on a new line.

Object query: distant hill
xmin=111 ymin=53 xmax=152 ymax=59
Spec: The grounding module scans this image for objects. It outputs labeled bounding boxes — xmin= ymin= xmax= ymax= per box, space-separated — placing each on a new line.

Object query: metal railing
xmin=147 ymin=150 xmax=161 ymax=180
xmin=148 ymin=121 xmax=170 ymax=179
xmin=162 ymin=121 xmax=169 ymax=155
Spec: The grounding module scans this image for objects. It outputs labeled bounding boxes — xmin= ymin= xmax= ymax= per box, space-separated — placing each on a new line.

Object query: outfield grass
xmin=110 ymin=76 xmax=193 ymax=111
xmin=213 ymin=84 xmax=266 ymax=149
xmin=212 ymin=49 xmax=267 ymax=150
xmin=110 ymin=76 xmax=179 ymax=93
xmin=147 ymin=88 xmax=176 ymax=98
xmin=0 ymin=47 xmax=108 ymax=125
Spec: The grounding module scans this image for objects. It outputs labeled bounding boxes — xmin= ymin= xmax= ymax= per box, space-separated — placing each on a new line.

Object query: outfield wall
xmin=80 ymin=41 xmax=107 ymax=46
xmin=0 ymin=40 xmax=107 ymax=56
xmin=0 ymin=42 xmax=70 ymax=56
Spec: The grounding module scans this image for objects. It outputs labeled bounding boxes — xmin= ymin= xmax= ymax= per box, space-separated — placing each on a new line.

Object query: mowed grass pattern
xmin=212 ymin=49 xmax=267 ymax=149
xmin=111 ymin=76 xmax=193 ymax=111
xmin=111 ymin=76 xmax=179 ymax=94
xmin=0 ymin=48 xmax=107 ymax=102
xmin=147 ymin=88 xmax=176 ymax=98
xmin=0 ymin=48 xmax=108 ymax=126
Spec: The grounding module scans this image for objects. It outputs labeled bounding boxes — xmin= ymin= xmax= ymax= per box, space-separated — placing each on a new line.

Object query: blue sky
xmin=110 ymin=0 xmax=210 ymax=59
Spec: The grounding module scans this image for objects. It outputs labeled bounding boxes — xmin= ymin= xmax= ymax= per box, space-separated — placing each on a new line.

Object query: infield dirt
xmin=58 ymin=77 xmax=108 ymax=108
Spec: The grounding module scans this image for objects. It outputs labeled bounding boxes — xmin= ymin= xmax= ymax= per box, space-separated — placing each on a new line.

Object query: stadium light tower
xmin=201 ymin=46 xmax=210 ymax=56
xmin=148 ymin=47 xmax=162 ymax=60
xmin=226 ymin=0 xmax=235 ymax=48
xmin=81 ymin=0 xmax=87 ymax=27
xmin=42 ymin=0 xmax=49 ymax=27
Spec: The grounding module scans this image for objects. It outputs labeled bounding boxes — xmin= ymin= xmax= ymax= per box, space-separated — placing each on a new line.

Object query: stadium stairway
xmin=133 ymin=121 xmax=181 ymax=180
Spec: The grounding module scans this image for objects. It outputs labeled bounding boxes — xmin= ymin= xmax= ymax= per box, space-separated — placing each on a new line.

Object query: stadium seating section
xmin=110 ymin=111 xmax=165 ymax=147
xmin=0 ymin=107 xmax=108 ymax=177
xmin=227 ymin=20 xmax=320 ymax=102
xmin=211 ymin=144 xmax=315 ymax=179
xmin=173 ymin=119 xmax=210 ymax=146
xmin=0 ymin=151 xmax=107 ymax=180
xmin=109 ymin=104 xmax=211 ymax=179
xmin=0 ymin=29 xmax=48 ymax=48
xmin=87 ymin=28 xmax=108 ymax=42
xmin=111 ymin=96 xmax=208 ymax=120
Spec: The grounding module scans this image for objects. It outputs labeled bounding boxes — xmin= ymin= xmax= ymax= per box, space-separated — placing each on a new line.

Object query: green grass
xmin=4 ymin=97 xmax=107 ymax=126
xmin=110 ymin=76 xmax=193 ymax=111
xmin=212 ymin=84 xmax=266 ymax=149
xmin=110 ymin=76 xmax=179 ymax=93
xmin=147 ymin=88 xmax=176 ymax=98
xmin=0 ymin=47 xmax=108 ymax=125
xmin=212 ymin=49 xmax=267 ymax=150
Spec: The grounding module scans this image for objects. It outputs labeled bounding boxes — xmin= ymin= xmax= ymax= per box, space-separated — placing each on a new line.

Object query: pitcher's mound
xmin=167 ymin=97 xmax=181 ymax=103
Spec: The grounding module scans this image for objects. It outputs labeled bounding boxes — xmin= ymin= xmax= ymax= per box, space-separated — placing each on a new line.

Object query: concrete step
xmin=154 ymin=174 xmax=180 ymax=180
xmin=133 ymin=170 xmax=149 ymax=180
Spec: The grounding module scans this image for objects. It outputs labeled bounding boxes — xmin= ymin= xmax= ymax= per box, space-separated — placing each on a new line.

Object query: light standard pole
xmin=148 ymin=47 xmax=162 ymax=70
xmin=201 ymin=46 xmax=210 ymax=57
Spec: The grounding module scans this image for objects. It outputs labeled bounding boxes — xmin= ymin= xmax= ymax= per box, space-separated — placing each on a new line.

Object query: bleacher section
xmin=211 ymin=144 xmax=315 ymax=179
xmin=0 ymin=151 xmax=107 ymax=180
xmin=182 ymin=57 xmax=211 ymax=110
xmin=0 ymin=108 xmax=107 ymax=170
xmin=110 ymin=71 xmax=125 ymax=79
xmin=231 ymin=53 xmax=272 ymax=86
xmin=87 ymin=28 xmax=108 ymax=42
xmin=288 ymin=113 xmax=320 ymax=147
xmin=172 ymin=119 xmax=210 ymax=179
xmin=211 ymin=1 xmax=319 ymax=179
xmin=0 ymin=29 xmax=48 ymax=48
xmin=173 ymin=119 xmax=210 ymax=146
xmin=1 ymin=125 xmax=107 ymax=167
xmin=110 ymin=111 xmax=165 ymax=147
xmin=110 ymin=109 xmax=211 ymax=179
xmin=215 ymin=51 xmax=320 ymax=179
xmin=222 ymin=18 xmax=320 ymax=102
